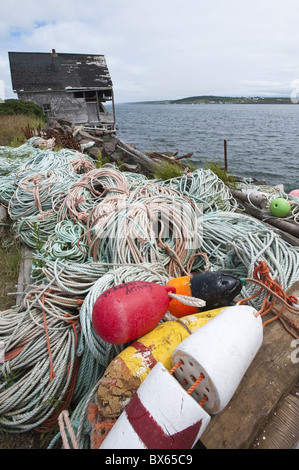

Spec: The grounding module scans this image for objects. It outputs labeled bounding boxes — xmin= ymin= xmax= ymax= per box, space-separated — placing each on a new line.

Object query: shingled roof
xmin=9 ymin=50 xmax=113 ymax=93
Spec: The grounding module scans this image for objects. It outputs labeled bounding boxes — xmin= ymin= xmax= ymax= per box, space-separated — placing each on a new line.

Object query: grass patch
xmin=0 ymin=115 xmax=46 ymax=147
xmin=94 ymin=149 xmax=111 ymax=168
xmin=204 ymin=160 xmax=237 ymax=188
xmin=0 ymin=224 xmax=22 ymax=310
xmin=151 ymin=161 xmax=185 ymax=180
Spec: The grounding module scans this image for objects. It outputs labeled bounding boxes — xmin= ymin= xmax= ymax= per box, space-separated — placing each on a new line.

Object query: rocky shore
xmin=39 ymin=117 xmax=193 ymax=176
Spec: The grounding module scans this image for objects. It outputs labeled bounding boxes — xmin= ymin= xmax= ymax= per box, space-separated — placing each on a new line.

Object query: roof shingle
xmin=9 ymin=51 xmax=113 ymax=92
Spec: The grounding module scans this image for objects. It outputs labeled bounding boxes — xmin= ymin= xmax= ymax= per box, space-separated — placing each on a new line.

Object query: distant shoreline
xmin=127 ymin=96 xmax=296 ymax=105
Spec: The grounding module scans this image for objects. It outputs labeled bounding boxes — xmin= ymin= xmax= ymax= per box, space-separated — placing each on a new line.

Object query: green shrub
xmin=0 ymin=99 xmax=45 ymax=120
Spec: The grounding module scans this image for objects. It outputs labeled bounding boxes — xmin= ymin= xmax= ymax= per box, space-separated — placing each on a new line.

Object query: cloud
xmin=1 ymin=0 xmax=299 ymax=102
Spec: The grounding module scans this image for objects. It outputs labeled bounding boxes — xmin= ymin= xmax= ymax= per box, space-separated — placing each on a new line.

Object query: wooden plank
xmin=199 ymin=316 xmax=299 ymax=449
xmin=16 ymin=245 xmax=34 ymax=307
xmin=251 ymin=383 xmax=299 ymax=449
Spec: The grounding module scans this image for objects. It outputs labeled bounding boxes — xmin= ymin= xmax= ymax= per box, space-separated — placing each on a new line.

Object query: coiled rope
xmin=1 ymin=138 xmax=299 ymax=447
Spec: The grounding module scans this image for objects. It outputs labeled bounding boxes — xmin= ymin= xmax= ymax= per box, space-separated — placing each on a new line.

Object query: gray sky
xmin=1 ymin=0 xmax=299 ymax=103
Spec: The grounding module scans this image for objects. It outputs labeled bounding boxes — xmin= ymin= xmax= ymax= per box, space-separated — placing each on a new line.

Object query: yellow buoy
xmin=177 ymin=307 xmax=227 ymax=333
xmin=96 ymin=321 xmax=189 ymax=418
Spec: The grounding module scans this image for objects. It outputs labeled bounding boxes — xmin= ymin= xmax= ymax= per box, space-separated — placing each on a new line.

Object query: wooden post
xmin=224 ymin=139 xmax=228 ymax=172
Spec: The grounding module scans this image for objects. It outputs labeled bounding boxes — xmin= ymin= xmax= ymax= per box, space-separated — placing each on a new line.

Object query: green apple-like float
xmin=269 ymin=198 xmax=291 ymax=218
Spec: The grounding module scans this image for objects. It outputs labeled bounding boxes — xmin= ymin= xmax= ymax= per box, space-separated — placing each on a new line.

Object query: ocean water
xmin=112 ymin=103 xmax=299 ymax=193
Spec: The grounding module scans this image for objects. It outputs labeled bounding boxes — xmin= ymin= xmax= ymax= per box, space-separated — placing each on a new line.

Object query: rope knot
xmin=254 ymin=260 xmax=270 ymax=279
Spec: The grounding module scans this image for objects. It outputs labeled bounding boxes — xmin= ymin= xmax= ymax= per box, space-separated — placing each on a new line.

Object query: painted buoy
xmin=92 ymin=281 xmax=176 ymax=344
xmin=171 ymin=305 xmax=263 ymax=414
xmin=289 ymin=189 xmax=299 ymax=198
xmin=177 ymin=307 xmax=227 ymax=333
xmin=96 ymin=321 xmax=189 ymax=418
xmin=99 ymin=362 xmax=211 ymax=449
xmin=166 ymin=272 xmax=243 ymax=318
xmin=269 ymin=198 xmax=291 ymax=217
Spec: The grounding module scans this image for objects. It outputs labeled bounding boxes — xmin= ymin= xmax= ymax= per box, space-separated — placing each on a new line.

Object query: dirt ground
xmin=0 ymin=430 xmax=46 ymax=449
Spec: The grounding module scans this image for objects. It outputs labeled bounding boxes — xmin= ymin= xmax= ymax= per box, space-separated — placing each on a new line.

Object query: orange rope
xmin=238 ymin=261 xmax=299 ymax=334
xmin=169 ymin=360 xmax=184 ymax=374
xmin=4 ymin=344 xmax=27 ymax=362
xmin=37 ymin=312 xmax=81 ymax=433
xmin=199 ymin=395 xmax=208 ymax=407
xmin=169 ymin=361 xmax=209 ymax=408
xmin=187 ymin=373 xmax=205 ymax=395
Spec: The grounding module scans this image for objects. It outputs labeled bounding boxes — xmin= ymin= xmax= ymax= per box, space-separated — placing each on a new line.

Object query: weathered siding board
xmin=20 ymin=91 xmax=89 ymax=124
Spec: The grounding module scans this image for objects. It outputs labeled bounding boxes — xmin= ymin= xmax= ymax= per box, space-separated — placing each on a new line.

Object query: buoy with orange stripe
xmin=167 ymin=271 xmax=243 ymax=317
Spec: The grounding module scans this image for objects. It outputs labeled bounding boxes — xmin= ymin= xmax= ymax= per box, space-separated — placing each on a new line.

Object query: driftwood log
xmin=116 ymin=139 xmax=159 ymax=174
xmin=230 ymin=188 xmax=268 ymax=209
xmin=238 ymin=201 xmax=299 ymax=245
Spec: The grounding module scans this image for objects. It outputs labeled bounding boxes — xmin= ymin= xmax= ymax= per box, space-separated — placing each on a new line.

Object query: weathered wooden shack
xmin=8 ymin=50 xmax=116 ymax=130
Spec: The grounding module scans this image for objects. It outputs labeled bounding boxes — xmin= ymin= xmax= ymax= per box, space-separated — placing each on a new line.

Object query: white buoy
xmin=171 ymin=305 xmax=263 ymax=414
xmin=100 ymin=361 xmax=211 ymax=449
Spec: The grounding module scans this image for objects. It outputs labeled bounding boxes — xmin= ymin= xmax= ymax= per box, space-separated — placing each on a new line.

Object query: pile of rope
xmin=0 ymin=285 xmax=81 ymax=433
xmin=0 ymin=137 xmax=299 ymax=448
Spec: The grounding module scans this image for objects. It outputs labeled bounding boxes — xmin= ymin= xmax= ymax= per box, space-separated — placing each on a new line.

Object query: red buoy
xmin=92 ymin=281 xmax=176 ymax=344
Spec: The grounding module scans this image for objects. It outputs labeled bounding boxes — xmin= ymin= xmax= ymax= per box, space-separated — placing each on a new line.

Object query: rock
xmin=103 ymin=140 xmax=117 ymax=155
xmin=89 ymin=129 xmax=105 ymax=138
xmin=88 ymin=146 xmax=103 ymax=159
xmin=44 ymin=121 xmax=64 ymax=133
xmin=110 ymin=151 xmax=122 ymax=162
xmin=56 ymin=117 xmax=74 ymax=128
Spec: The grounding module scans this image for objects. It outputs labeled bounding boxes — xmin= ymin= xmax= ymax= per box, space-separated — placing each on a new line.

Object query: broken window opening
xmin=42 ymin=103 xmax=51 ymax=115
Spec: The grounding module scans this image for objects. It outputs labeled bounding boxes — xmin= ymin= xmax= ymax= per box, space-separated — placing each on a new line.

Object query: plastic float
xmin=99 ymin=362 xmax=211 ymax=449
xmin=166 ymin=271 xmax=243 ymax=317
xmin=92 ymin=280 xmax=206 ymax=344
xmin=269 ymin=197 xmax=291 ymax=218
xmin=289 ymin=189 xmax=299 ymax=198
xmin=92 ymin=281 xmax=176 ymax=344
xmin=171 ymin=305 xmax=263 ymax=414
